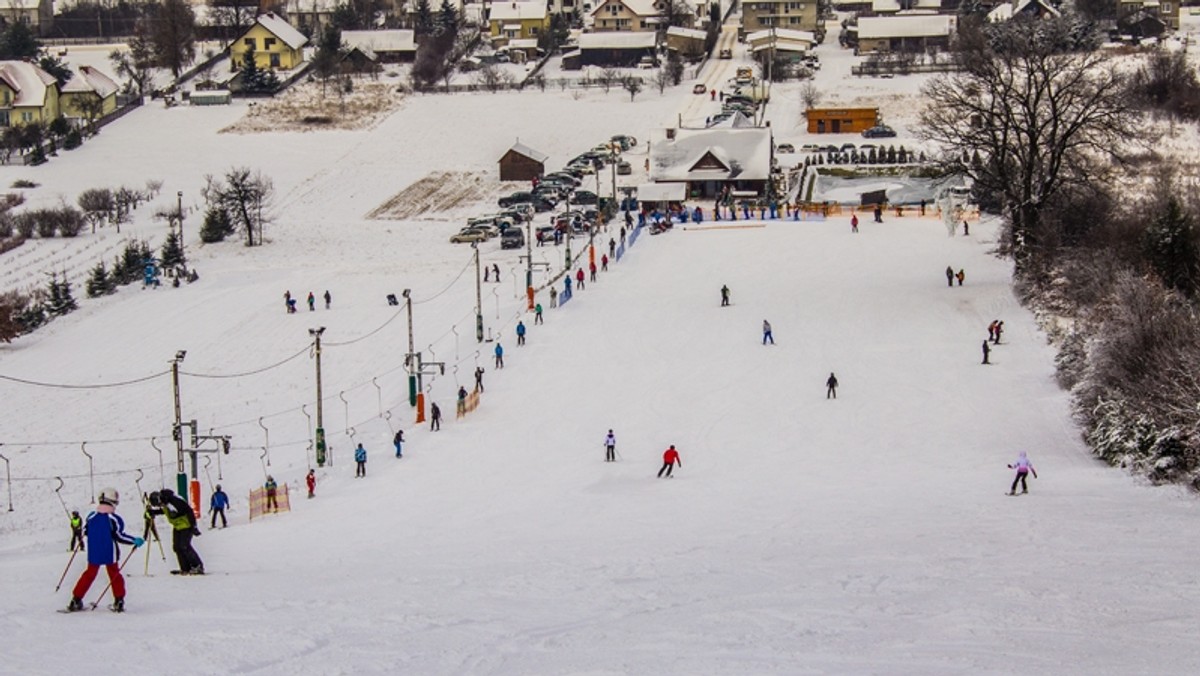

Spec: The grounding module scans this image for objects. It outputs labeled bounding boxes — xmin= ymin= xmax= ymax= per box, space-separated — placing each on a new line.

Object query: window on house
xmin=608 ymin=4 xmax=619 ymax=14
xmin=264 ymin=37 xmax=277 ymax=49
xmin=270 ymin=53 xmax=281 ymax=67
xmin=244 ymin=37 xmax=256 ymax=49
xmin=21 ymin=111 xmax=32 ymax=122
xmin=618 ymin=18 xmax=630 ymax=26
xmin=1163 ymin=2 xmax=1172 ymax=12
xmin=531 ymin=26 xmax=539 ymax=35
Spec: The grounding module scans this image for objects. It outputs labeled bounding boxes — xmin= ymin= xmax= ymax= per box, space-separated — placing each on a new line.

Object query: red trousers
xmin=73 ymin=563 xmax=125 ymax=600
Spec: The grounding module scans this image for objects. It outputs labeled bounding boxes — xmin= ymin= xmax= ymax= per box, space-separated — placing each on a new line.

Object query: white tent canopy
xmin=637 ymin=182 xmax=688 ymax=202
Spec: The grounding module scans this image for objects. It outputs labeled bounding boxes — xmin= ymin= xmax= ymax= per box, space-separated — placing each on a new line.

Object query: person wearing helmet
xmin=148 ymin=489 xmax=204 ymax=575
xmin=69 ymin=510 xmax=84 ymax=552
xmin=209 ymin=485 xmax=229 ymax=529
xmin=65 ymin=488 xmax=144 ymax=612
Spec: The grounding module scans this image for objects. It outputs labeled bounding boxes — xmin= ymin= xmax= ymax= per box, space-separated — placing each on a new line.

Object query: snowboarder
xmin=430 ymin=402 xmax=442 ymax=431
xmin=550 ymin=286 xmax=558 ymax=308
xmin=494 ymin=342 xmax=504 ymax=368
xmin=264 ymin=476 xmax=279 ymax=511
xmin=307 ymin=292 xmax=315 ymax=311
xmin=306 ymin=470 xmax=316 ymax=498
xmin=475 ymin=366 xmax=485 ymax=392
xmin=604 ymin=429 xmax=616 ymax=463
xmin=987 ymin=320 xmax=998 ymax=343
xmin=721 ymin=285 xmax=730 ymax=307
xmin=762 ymin=320 xmax=774 ymax=345
xmin=589 ymin=261 xmax=597 ymax=282
xmin=945 ymin=266 xmax=955 ymax=288
xmin=457 ymin=386 xmax=468 ymax=417
xmin=657 ymin=445 xmax=682 ymax=478
xmin=534 ymin=303 xmax=543 ymax=325
xmin=994 ymin=321 xmax=1004 ymax=344
xmin=354 ymin=444 xmax=367 ymax=477
xmin=576 ymin=268 xmax=585 ymax=290
xmin=69 ymin=510 xmax=84 ymax=552
xmin=826 ymin=372 xmax=839 ymax=399
xmin=851 ymin=213 xmax=859 ymax=233
xmin=148 ymin=488 xmax=203 ymax=575
xmin=209 ymin=485 xmax=229 ymax=529
xmin=601 ymin=254 xmax=609 ymax=271
xmin=516 ymin=320 xmax=526 ymax=346
xmin=956 ymin=269 xmax=965 ymax=286
xmin=64 ymin=488 xmax=144 ymax=613
xmin=982 ymin=340 xmax=991 ymax=365
xmin=1007 ymin=451 xmax=1038 ymax=495
xmin=323 ymin=290 xmax=331 ymax=309
xmin=393 ymin=429 xmax=404 ymax=458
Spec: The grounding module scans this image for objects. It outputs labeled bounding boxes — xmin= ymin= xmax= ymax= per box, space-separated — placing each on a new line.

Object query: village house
xmin=341 ymin=30 xmax=418 ymax=63
xmin=589 ymin=0 xmax=685 ymax=32
xmin=741 ymin=0 xmax=821 ymax=36
xmin=489 ymin=1 xmax=550 ymax=46
xmin=0 ymin=0 xmax=53 ymax=36
xmin=578 ymin=31 xmax=658 ymax=66
xmin=854 ymin=14 xmax=955 ymax=53
xmin=746 ymin=26 xmax=814 ymax=61
xmin=499 ymin=141 xmax=548 ymax=182
xmin=229 ymin=12 xmax=309 ymax=71
xmin=648 ymin=126 xmax=774 ymax=199
xmin=665 ymin=26 xmax=708 ymax=59
xmin=868 ymin=0 xmax=941 ymax=14
xmin=1119 ymin=0 xmax=1178 ymax=31
xmin=986 ymin=0 xmax=1060 ymax=22
xmin=59 ymin=66 xmax=119 ymax=121
xmin=0 ymin=60 xmax=59 ymax=127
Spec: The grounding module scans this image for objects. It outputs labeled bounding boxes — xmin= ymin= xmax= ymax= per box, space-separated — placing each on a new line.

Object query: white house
xmin=648 ymin=126 xmax=774 ymax=198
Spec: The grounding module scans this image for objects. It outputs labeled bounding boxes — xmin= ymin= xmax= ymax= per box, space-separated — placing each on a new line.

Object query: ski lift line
xmin=324 ymin=308 xmax=404 ymax=347
xmin=0 ymin=369 xmax=170 ymax=390
xmin=410 ymin=255 xmax=475 ymax=305
xmin=5 ymin=435 xmax=167 ymax=447
xmin=179 ymin=344 xmax=312 ymax=379
xmin=9 ymin=462 xmax=161 ymax=482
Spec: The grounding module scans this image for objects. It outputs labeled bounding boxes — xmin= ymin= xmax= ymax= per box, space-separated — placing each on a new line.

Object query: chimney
xmin=666 ymin=128 xmax=676 ymax=140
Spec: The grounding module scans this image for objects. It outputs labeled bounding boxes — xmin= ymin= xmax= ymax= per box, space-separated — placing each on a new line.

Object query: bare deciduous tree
xmin=202 ymin=168 xmax=274 ymax=246
xmin=622 ymin=75 xmax=642 ymax=101
xmin=799 ymin=81 xmax=821 ymax=111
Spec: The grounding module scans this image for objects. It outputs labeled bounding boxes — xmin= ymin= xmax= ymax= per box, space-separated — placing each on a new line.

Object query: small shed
xmin=189 ymin=89 xmax=232 ymax=105
xmin=499 ymin=141 xmax=548 ymax=182
xmin=806 ymin=107 xmax=878 ymax=134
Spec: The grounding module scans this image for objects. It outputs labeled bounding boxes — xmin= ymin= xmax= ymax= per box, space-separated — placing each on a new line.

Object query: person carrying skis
xmin=65 ymin=488 xmax=144 ymax=612
xmin=354 ymin=444 xmax=367 ymax=477
xmin=307 ymin=292 xmax=315 ymax=311
xmin=430 ymin=402 xmax=442 ymax=431
xmin=826 ymin=372 xmax=839 ymax=399
xmin=762 ymin=320 xmax=774 ymax=345
xmin=306 ymin=469 xmax=317 ymax=498
xmin=495 ymin=342 xmax=504 ymax=368
xmin=323 ymin=290 xmax=332 ymax=309
xmin=148 ymin=489 xmax=203 ymax=575
xmin=393 ymin=429 xmax=405 ymax=458
xmin=209 ymin=484 xmax=229 ymax=528
xmin=69 ymin=510 xmax=84 ymax=552
xmin=516 ymin=320 xmax=526 ymax=346
xmin=604 ymin=430 xmax=617 ymax=463
xmin=1007 ymin=451 xmax=1037 ymax=495
xmin=721 ymin=285 xmax=730 ymax=307
xmin=264 ymin=476 xmax=279 ymax=511
xmin=657 ymin=445 xmax=682 ymax=478
xmin=534 ymin=303 xmax=543 ymax=325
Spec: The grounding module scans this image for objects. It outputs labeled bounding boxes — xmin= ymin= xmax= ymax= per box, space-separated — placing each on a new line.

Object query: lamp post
xmin=403 ymin=289 xmax=416 ymax=405
xmin=473 ymin=243 xmax=483 ymax=342
xmin=170 ymin=350 xmax=187 ymax=496
xmin=309 ymin=327 xmax=327 ymax=466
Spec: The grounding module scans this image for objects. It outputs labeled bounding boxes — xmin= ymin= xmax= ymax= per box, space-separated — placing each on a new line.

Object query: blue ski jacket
xmin=210 ymin=490 xmax=229 ymax=510
xmin=355 ymin=445 xmax=367 ymax=463
xmin=495 ymin=344 xmax=503 ymax=357
xmin=516 ymin=322 xmax=526 ymax=336
xmin=85 ymin=505 xmax=137 ymax=566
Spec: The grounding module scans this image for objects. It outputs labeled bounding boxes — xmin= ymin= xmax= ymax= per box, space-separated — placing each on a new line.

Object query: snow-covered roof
xmin=341 ymin=30 xmax=416 ymax=53
xmin=254 ymin=12 xmax=309 ymax=50
xmin=637 ymin=182 xmax=686 ymax=201
xmin=710 ymin=111 xmax=758 ymax=128
xmin=589 ymin=0 xmax=660 ymax=18
xmin=0 ymin=61 xmax=57 ymax=108
xmin=60 ymin=66 xmax=119 ymax=98
xmin=579 ymin=31 xmax=658 ymax=49
xmin=988 ymin=0 xmax=1061 ymax=22
xmin=871 ymin=0 xmax=940 ymax=11
xmin=506 ymin=141 xmax=548 ymax=163
xmin=750 ymin=40 xmax=811 ymax=53
xmin=857 ymin=15 xmax=955 ymax=39
xmin=650 ymin=127 xmax=772 ymax=183
xmin=508 ymin=38 xmax=540 ymax=48
xmin=666 ymin=26 xmax=708 ymax=40
xmin=746 ymin=28 xmax=815 ymax=45
xmin=489 ymin=1 xmax=547 ymax=21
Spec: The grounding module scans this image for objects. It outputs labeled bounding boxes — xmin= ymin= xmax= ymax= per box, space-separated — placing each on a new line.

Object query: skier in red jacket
xmin=658 ymin=445 xmax=681 ymax=478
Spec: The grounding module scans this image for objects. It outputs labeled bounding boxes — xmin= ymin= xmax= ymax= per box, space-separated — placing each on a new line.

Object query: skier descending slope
xmin=63 ymin=488 xmax=143 ymax=613
xmin=1007 ymin=451 xmax=1038 ymax=495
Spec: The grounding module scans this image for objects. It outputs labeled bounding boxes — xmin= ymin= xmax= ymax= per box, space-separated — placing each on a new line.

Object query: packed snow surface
xmin=3 ymin=28 xmax=1200 ymax=676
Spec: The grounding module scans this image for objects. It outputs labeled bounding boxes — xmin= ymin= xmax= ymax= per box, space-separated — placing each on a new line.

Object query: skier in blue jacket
xmin=355 ymin=444 xmax=367 ymax=477
xmin=516 ymin=321 xmax=526 ymax=346
xmin=494 ymin=342 xmax=504 ymax=368
xmin=209 ymin=485 xmax=229 ymax=528
xmin=65 ymin=488 xmax=143 ymax=612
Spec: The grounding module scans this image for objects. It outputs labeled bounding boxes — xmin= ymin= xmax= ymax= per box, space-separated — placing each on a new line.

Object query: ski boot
xmin=110 ymin=598 xmax=125 ymax=613
xmin=65 ymin=597 xmax=84 ymax=612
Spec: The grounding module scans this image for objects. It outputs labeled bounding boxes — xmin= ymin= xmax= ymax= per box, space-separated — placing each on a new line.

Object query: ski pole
xmin=89 ymin=546 xmax=137 ymax=610
xmin=54 ymin=548 xmax=79 ymax=592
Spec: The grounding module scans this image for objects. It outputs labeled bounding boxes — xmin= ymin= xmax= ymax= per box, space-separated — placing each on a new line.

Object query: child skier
xmin=69 ymin=510 xmax=84 ymax=552
xmin=64 ymin=488 xmax=144 ymax=612
xmin=306 ymin=469 xmax=317 ymax=498
xmin=393 ymin=429 xmax=404 ymax=458
xmin=264 ymin=476 xmax=278 ymax=511
xmin=1008 ymin=451 xmax=1038 ymax=495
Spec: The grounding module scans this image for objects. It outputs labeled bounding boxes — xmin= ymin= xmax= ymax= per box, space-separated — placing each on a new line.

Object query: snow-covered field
xmin=3 ymin=25 xmax=1200 ymax=675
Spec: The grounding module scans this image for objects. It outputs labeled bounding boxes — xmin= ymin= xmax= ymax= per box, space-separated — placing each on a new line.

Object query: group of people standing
xmin=283 ymin=290 xmax=332 ymax=314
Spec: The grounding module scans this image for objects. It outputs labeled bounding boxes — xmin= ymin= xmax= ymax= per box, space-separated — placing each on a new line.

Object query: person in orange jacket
xmin=657 ymin=445 xmax=681 ymax=478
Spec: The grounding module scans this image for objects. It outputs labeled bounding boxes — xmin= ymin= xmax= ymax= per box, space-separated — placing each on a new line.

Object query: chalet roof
xmin=341 ymin=30 xmax=416 ymax=53
xmin=0 ymin=61 xmax=57 ymax=108
xmin=579 ymin=31 xmax=658 ymax=49
xmin=254 ymin=12 xmax=309 ymax=50
xmin=649 ymin=127 xmax=772 ymax=183
xmin=60 ymin=65 xmax=119 ymax=98
xmin=489 ymin=1 xmax=547 ymax=21
xmin=988 ymin=0 xmax=1061 ymax=21
xmin=589 ymin=0 xmax=660 ymax=18
xmin=506 ymin=141 xmax=548 ymax=163
xmin=856 ymin=14 xmax=955 ymax=39
xmin=666 ymin=26 xmax=708 ymax=40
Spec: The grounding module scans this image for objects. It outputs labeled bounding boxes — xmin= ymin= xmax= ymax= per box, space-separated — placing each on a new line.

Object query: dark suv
xmin=861 ymin=125 xmax=897 ymax=138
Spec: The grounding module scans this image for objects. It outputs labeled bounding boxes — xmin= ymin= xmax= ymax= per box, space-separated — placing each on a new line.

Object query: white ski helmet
xmin=98 ymin=487 xmax=120 ymax=506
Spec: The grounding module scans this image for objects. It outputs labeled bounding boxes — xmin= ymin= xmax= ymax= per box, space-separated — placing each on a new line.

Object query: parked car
xmin=800 ymin=143 xmax=822 ymax=153
xmin=719 ymin=48 xmax=732 ymax=59
xmin=776 ymin=143 xmax=795 ymax=153
xmin=568 ymin=161 xmax=596 ymax=175
xmin=861 ymin=125 xmax=897 ymax=138
xmin=498 ymin=205 xmax=534 ymax=222
xmin=499 ymin=192 xmax=535 ymax=208
xmin=617 ymin=160 xmax=632 ymax=175
xmin=500 ymin=227 xmax=525 ymax=249
xmin=543 ymin=172 xmax=581 ymax=186
xmin=450 ymin=227 xmax=490 ymax=243
xmin=693 ymin=83 xmax=707 ymax=94
xmin=611 ymin=134 xmax=637 ymax=149
xmin=572 ymin=190 xmax=599 ymax=205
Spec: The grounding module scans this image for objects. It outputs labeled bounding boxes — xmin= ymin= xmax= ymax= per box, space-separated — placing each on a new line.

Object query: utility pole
xmin=564 ymin=187 xmax=572 ymax=271
xmin=473 ymin=243 xmax=483 ymax=342
xmin=403 ymin=289 xmax=416 ymax=405
xmin=309 ymin=327 xmax=327 ymax=466
xmin=170 ymin=351 xmax=187 ymax=496
xmin=610 ymin=148 xmax=618 ymax=209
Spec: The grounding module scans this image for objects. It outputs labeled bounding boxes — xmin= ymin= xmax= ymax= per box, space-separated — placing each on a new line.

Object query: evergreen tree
xmin=239 ymin=45 xmax=278 ymax=92
xmin=160 ymin=229 xmax=185 ymax=269
xmin=86 ymin=261 xmax=113 ymax=298
xmin=415 ymin=0 xmax=434 ymax=36
xmin=16 ymin=300 xmax=45 ymax=332
xmin=437 ymin=0 xmax=459 ymax=34
xmin=1143 ymin=197 xmax=1200 ymax=296
xmin=46 ymin=271 xmax=77 ymax=316
xmin=0 ymin=22 xmax=40 ymax=60
xmin=199 ymin=206 xmax=234 ymax=243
